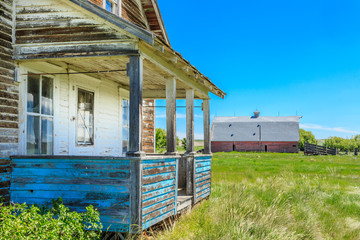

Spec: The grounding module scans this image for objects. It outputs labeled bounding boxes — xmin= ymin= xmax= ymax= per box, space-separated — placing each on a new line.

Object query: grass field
xmin=154 ymin=152 xmax=360 ymax=240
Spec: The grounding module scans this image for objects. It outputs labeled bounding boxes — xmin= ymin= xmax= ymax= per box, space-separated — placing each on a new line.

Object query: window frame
xmin=76 ymin=88 xmax=95 ymax=146
xmin=121 ymin=97 xmax=129 ymax=156
xmin=25 ymin=73 xmax=54 ymax=155
xmin=104 ymin=0 xmax=121 ymax=15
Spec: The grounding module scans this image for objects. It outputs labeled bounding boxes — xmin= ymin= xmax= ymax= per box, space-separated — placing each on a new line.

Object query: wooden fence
xmin=304 ymin=142 xmax=337 ymax=156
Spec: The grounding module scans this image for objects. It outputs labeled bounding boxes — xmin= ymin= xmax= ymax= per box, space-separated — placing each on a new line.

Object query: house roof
xmin=211 ymin=116 xmax=302 ymax=142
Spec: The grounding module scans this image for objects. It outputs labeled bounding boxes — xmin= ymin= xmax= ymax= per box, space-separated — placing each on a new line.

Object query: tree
xmin=155 ymin=128 xmax=167 ymax=150
xmin=181 ymin=137 xmax=187 ymax=150
xmin=299 ymin=129 xmax=316 ymax=151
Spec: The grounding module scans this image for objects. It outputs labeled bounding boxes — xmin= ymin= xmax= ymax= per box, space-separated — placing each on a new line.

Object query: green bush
xmin=156 ymin=128 xmax=167 ymax=151
xmin=299 ymin=129 xmax=316 ymax=151
xmin=0 ymin=198 xmax=102 ymax=240
xmin=325 ymin=135 xmax=360 ymax=152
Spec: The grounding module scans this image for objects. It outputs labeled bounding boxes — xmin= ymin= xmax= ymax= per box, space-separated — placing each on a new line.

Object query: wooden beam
xmin=14 ymin=42 xmax=139 ymax=61
xmin=166 ymin=77 xmax=177 ymax=155
xmin=186 ymin=89 xmax=195 ymax=154
xmin=139 ymin=42 xmax=210 ymax=99
xmin=203 ymin=99 xmax=211 ymax=154
xmin=143 ymin=89 xmax=204 ymax=99
xmin=127 ymin=55 xmax=145 ymax=157
xmin=130 ymin=159 xmax=143 ymax=231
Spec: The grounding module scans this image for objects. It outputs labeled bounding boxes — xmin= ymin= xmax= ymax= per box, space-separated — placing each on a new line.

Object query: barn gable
xmin=212 ymin=116 xmax=302 ymax=142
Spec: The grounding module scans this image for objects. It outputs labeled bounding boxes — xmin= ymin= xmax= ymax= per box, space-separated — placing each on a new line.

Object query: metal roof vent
xmin=253 ymin=110 xmax=260 ymax=118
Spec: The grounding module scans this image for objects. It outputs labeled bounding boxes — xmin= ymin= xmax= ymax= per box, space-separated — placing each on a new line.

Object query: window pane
xmin=106 ymin=0 xmax=112 ymax=12
xmin=122 ymin=99 xmax=128 ymax=127
xmin=77 ymin=89 xmax=94 ymax=145
xmin=41 ymin=117 xmax=53 ymax=155
xmin=27 ymin=115 xmax=40 ymax=154
xmin=122 ymin=127 xmax=128 ymax=141
xmin=27 ymin=74 xmax=40 ymax=113
xmin=41 ymin=76 xmax=53 ymax=115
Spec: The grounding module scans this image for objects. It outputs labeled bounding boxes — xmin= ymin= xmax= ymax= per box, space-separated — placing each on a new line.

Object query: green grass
xmin=154 ymin=152 xmax=360 ymax=240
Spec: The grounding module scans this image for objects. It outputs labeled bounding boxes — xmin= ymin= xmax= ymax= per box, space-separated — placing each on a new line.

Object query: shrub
xmin=156 ymin=128 xmax=167 ymax=151
xmin=299 ymin=129 xmax=316 ymax=151
xmin=0 ymin=198 xmax=102 ymax=240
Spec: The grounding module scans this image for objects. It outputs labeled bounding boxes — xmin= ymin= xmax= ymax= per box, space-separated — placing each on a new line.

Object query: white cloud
xmin=300 ymin=123 xmax=359 ymax=134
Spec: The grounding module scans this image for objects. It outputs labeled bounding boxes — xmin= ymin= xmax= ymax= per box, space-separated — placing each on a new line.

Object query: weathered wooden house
xmin=0 ymin=0 xmax=225 ymax=233
xmin=211 ymin=111 xmax=301 ymax=153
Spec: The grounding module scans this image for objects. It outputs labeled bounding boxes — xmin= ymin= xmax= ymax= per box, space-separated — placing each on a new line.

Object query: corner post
xmin=203 ymin=99 xmax=211 ymax=154
xmin=166 ymin=77 xmax=177 ymax=155
xmin=127 ymin=55 xmax=145 ymax=157
xmin=186 ymin=89 xmax=195 ymax=154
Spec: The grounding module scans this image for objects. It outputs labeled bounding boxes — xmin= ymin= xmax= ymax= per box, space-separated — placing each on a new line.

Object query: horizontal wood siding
xmin=0 ymin=158 xmax=11 ymax=205
xmin=15 ymin=0 xmax=135 ymax=59
xmin=122 ymin=0 xmax=148 ymax=30
xmin=10 ymin=157 xmax=131 ymax=232
xmin=141 ymin=158 xmax=178 ymax=229
xmin=0 ymin=0 xmax=19 ymax=158
xmin=194 ymin=156 xmax=211 ymax=203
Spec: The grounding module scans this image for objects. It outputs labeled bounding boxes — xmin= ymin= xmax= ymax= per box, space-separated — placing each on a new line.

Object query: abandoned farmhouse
xmin=211 ymin=111 xmax=302 ymax=153
xmin=0 ymin=0 xmax=225 ymax=233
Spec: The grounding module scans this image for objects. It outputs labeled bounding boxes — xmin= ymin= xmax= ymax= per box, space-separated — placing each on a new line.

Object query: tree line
xmin=299 ymin=129 xmax=360 ymax=152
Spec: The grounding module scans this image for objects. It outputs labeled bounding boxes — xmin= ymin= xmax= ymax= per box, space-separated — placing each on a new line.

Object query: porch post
xmin=127 ymin=55 xmax=145 ymax=157
xmin=203 ymin=99 xmax=211 ymax=154
xmin=186 ymin=89 xmax=195 ymax=154
xmin=166 ymin=77 xmax=177 ymax=155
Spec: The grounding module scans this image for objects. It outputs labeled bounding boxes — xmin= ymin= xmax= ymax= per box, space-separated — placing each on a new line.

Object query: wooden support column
xmin=186 ymin=89 xmax=195 ymax=154
xmin=127 ymin=55 xmax=145 ymax=157
xmin=166 ymin=77 xmax=177 ymax=155
xmin=203 ymin=99 xmax=211 ymax=154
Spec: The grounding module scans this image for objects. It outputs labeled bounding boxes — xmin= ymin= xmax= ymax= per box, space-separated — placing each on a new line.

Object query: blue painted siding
xmin=141 ymin=158 xmax=178 ymax=229
xmin=194 ymin=156 xmax=211 ymax=203
xmin=10 ymin=158 xmax=131 ymax=232
xmin=0 ymin=158 xmax=11 ymax=205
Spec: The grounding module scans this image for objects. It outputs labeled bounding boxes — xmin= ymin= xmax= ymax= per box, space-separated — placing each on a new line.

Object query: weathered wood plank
xmin=143 ymin=166 xmax=175 ymax=176
xmin=142 ymin=191 xmax=175 ymax=208
xmin=166 ymin=77 xmax=177 ymax=154
xmin=142 ymin=159 xmax=176 ymax=168
xmin=142 ymin=197 xmax=175 ymax=215
xmin=142 ymin=208 xmax=174 ymax=229
xmin=142 ymin=178 xmax=175 ymax=193
xmin=12 ymin=168 xmax=130 ymax=179
xmin=195 ymin=179 xmax=211 ymax=187
xmin=142 ymin=172 xmax=175 ymax=185
xmin=143 ymin=204 xmax=175 ymax=222
xmin=142 ymin=185 xmax=175 ymax=201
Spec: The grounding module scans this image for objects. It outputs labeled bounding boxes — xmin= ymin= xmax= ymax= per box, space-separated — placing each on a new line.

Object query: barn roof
xmin=211 ymin=116 xmax=302 ymax=142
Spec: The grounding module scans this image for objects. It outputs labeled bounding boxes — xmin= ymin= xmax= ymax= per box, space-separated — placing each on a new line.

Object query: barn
xmin=211 ymin=111 xmax=302 ymax=153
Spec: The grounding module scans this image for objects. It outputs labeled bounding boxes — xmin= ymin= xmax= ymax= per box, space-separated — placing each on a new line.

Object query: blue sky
xmin=155 ymin=0 xmax=360 ymax=140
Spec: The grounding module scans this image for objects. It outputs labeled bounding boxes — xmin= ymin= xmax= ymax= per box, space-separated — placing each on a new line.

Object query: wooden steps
xmin=177 ymin=189 xmax=193 ymax=213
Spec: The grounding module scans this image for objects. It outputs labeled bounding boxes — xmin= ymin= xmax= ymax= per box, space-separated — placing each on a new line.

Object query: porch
xmin=7 ymin=154 xmax=211 ymax=232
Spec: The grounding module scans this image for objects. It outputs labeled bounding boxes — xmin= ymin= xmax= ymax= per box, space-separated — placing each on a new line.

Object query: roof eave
xmin=69 ymin=0 xmax=155 ymax=45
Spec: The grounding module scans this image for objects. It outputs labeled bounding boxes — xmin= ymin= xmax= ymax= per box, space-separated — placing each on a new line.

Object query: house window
xmin=26 ymin=74 xmax=53 ymax=155
xmin=105 ymin=0 xmax=120 ymax=14
xmin=122 ymin=99 xmax=129 ymax=154
xmin=77 ymin=89 xmax=94 ymax=145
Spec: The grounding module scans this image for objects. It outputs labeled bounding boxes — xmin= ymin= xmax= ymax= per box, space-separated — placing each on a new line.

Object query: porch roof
xmin=15 ymin=0 xmax=226 ymax=99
